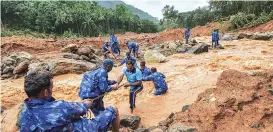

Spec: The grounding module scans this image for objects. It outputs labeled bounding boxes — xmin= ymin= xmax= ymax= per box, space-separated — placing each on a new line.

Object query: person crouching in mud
xmin=142 ymin=67 xmax=168 ymax=95
xmin=116 ymin=60 xmax=143 ymax=113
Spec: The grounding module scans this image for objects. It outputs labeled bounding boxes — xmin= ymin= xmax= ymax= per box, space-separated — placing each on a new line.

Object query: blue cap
xmin=103 ymin=59 xmax=114 ymax=67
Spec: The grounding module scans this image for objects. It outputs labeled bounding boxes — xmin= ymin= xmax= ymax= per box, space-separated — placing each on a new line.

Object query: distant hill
xmin=97 ymin=1 xmax=159 ymax=22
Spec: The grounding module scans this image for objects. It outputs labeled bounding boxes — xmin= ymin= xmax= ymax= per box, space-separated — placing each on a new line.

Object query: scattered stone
xmin=148 ymin=126 xmax=157 ymax=131
xmin=61 ymin=44 xmax=78 ymax=53
xmin=159 ymin=126 xmax=168 ymax=131
xmin=144 ymin=50 xmax=167 ymax=63
xmin=1 ymin=73 xmax=13 ymax=79
xmin=2 ymin=66 xmax=14 ymax=74
xmin=250 ymin=123 xmax=260 ymax=128
xmin=150 ymin=128 xmax=163 ymax=132
xmin=210 ymin=97 xmax=216 ymax=102
xmin=216 ymin=44 xmax=225 ymax=49
xmin=192 ymin=39 xmax=197 ymax=44
xmin=63 ymin=53 xmax=80 ymax=60
xmin=120 ymin=115 xmax=141 ymax=130
xmin=268 ymin=88 xmax=273 ymax=95
xmin=167 ymin=123 xmax=196 ymax=132
xmin=167 ymin=42 xmax=178 ymax=50
xmin=80 ymin=55 xmax=91 ymax=61
xmin=9 ymin=51 xmax=33 ymax=63
xmin=158 ymin=120 xmax=167 ymax=126
xmin=187 ymin=43 xmax=208 ymax=54
xmin=1 ymin=106 xmax=7 ymax=113
xmin=182 ymin=105 xmax=190 ymax=112
xmin=221 ymin=33 xmax=238 ymax=41
xmin=13 ymin=60 xmax=30 ymax=74
xmin=134 ymin=128 xmax=148 ymax=132
xmin=238 ymin=32 xmax=253 ymax=39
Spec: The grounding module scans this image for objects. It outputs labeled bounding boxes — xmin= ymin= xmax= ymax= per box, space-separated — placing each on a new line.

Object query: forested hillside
xmin=97 ymin=1 xmax=159 ymax=22
xmin=1 ymin=1 xmax=158 ymax=37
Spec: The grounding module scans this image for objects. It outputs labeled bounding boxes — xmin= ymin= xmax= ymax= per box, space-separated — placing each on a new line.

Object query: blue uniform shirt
xmin=127 ymin=42 xmax=137 ymax=49
xmin=79 ymin=66 xmax=116 ymax=100
xmin=212 ymin=31 xmax=218 ymax=41
xmin=102 ymin=43 xmax=109 ymax=52
xmin=184 ymin=28 xmax=190 ymax=38
xmin=140 ymin=67 xmax=151 ymax=77
xmin=120 ymin=56 xmax=138 ymax=68
xmin=110 ymin=35 xmax=118 ymax=43
xmin=142 ymin=72 xmax=168 ymax=90
xmin=121 ymin=67 xmax=142 ymax=85
xmin=20 ymin=98 xmax=116 ymax=132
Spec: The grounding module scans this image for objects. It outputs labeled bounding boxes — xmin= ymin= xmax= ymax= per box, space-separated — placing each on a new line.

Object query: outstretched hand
xmin=124 ymin=83 xmax=130 ymax=88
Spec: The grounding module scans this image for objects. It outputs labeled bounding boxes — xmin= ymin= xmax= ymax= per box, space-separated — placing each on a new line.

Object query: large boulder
xmin=77 ymin=47 xmax=92 ymax=56
xmin=28 ymin=59 xmax=97 ymax=76
xmin=238 ymin=32 xmax=253 ymax=39
xmin=251 ymin=32 xmax=273 ymax=40
xmin=221 ymin=33 xmax=238 ymax=41
xmin=120 ymin=115 xmax=141 ymax=130
xmin=61 ymin=44 xmax=78 ymax=53
xmin=9 ymin=52 xmax=33 ymax=64
xmin=167 ymin=42 xmax=178 ymax=50
xmin=13 ymin=60 xmax=30 ymax=74
xmin=63 ymin=53 xmax=80 ymax=60
xmin=167 ymin=123 xmax=196 ymax=132
xmin=144 ymin=50 xmax=167 ymax=63
xmin=187 ymin=43 xmax=208 ymax=54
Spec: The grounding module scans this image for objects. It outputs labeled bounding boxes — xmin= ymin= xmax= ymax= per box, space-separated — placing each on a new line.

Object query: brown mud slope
xmin=171 ymin=69 xmax=273 ymax=132
xmin=240 ymin=20 xmax=273 ymax=32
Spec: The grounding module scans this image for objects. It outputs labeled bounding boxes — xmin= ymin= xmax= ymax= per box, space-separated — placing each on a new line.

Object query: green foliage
xmin=160 ymin=1 xmax=273 ymax=30
xmin=1 ymin=1 xmax=159 ymax=37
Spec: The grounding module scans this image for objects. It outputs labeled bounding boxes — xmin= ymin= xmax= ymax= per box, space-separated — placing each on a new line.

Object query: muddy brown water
xmin=1 ymin=37 xmax=273 ymax=131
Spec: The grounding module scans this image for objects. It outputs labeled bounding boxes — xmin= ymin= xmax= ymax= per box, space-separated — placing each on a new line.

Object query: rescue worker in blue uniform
xmin=110 ymin=33 xmax=121 ymax=56
xmin=101 ymin=41 xmax=111 ymax=59
xmin=140 ymin=61 xmax=151 ymax=78
xmin=216 ymin=29 xmax=220 ymax=47
xmin=79 ymin=59 xmax=119 ymax=117
xmin=212 ymin=29 xmax=218 ymax=48
xmin=125 ymin=41 xmax=139 ymax=58
xmin=20 ymin=71 xmax=120 ymax=132
xmin=184 ymin=27 xmax=190 ymax=44
xmin=142 ymin=67 xmax=168 ymax=95
xmin=116 ymin=60 xmax=143 ymax=113
xmin=119 ymin=52 xmax=139 ymax=69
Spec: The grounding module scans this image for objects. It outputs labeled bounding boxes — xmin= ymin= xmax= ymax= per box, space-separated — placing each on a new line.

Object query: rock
xmin=13 ymin=60 xmax=30 ymax=74
xmin=167 ymin=42 xmax=178 ymax=49
xmin=252 ymin=32 xmax=273 ymax=40
xmin=1 ymin=106 xmax=7 ymax=113
xmin=144 ymin=50 xmax=167 ymax=63
xmin=80 ymin=55 xmax=91 ymax=61
xmin=1 ymin=57 xmax=16 ymax=69
xmin=174 ymin=40 xmax=184 ymax=46
xmin=221 ymin=33 xmax=239 ymax=41
xmin=2 ymin=66 xmax=14 ymax=74
xmin=1 ymin=73 xmax=13 ymax=79
xmin=238 ymin=32 xmax=253 ymax=39
xmin=210 ymin=97 xmax=216 ymax=102
xmin=268 ymin=88 xmax=273 ymax=95
xmin=159 ymin=126 xmax=168 ymax=131
xmin=250 ymin=123 xmax=260 ymax=128
xmin=119 ymin=127 xmax=134 ymax=132
xmin=9 ymin=52 xmax=33 ymax=64
xmin=177 ymin=48 xmax=188 ymax=53
xmin=167 ymin=123 xmax=196 ymax=132
xmin=63 ymin=53 xmax=80 ymax=60
xmin=150 ymin=128 xmax=163 ymax=132
xmin=48 ymin=59 xmax=97 ymax=75
xmin=187 ymin=43 xmax=208 ymax=54
xmin=216 ymin=44 xmax=224 ymax=49
xmin=77 ymin=47 xmax=92 ymax=56
xmin=192 ymin=39 xmax=197 ymax=43
xmin=28 ymin=59 xmax=97 ymax=76
xmin=61 ymin=44 xmax=78 ymax=53
xmin=16 ymin=104 xmax=26 ymax=128
xmin=158 ymin=120 xmax=168 ymax=126
xmin=134 ymin=128 xmax=148 ymax=132
xmin=148 ymin=126 xmax=157 ymax=131
xmin=182 ymin=105 xmax=190 ymax=112
xmin=120 ymin=115 xmax=141 ymax=130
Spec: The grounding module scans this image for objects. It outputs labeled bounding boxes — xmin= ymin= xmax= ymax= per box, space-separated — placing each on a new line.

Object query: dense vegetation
xmin=1 ymin=1 xmax=159 ymax=37
xmin=160 ymin=1 xmax=273 ymax=29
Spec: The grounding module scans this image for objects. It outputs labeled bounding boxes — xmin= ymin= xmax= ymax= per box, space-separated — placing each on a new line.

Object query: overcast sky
xmin=122 ymin=0 xmax=209 ymax=19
